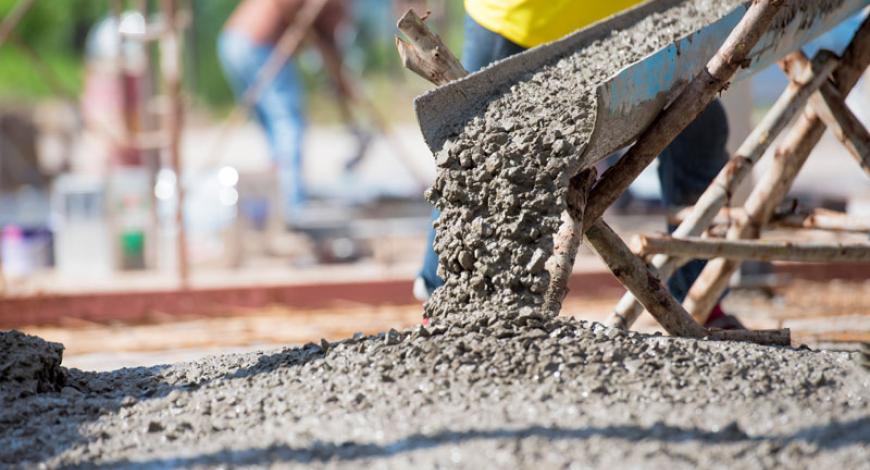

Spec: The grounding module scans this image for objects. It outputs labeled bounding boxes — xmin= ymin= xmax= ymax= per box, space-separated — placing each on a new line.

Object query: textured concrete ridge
xmin=0 ymin=331 xmax=66 ymax=401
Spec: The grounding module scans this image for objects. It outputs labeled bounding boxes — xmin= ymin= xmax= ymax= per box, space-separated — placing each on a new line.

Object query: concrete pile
xmin=1 ymin=320 xmax=868 ymax=467
xmin=1 ymin=331 xmax=66 ymax=401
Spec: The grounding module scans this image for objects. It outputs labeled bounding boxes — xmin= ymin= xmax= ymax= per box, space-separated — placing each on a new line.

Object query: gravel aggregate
xmin=1 ymin=320 xmax=868 ymax=468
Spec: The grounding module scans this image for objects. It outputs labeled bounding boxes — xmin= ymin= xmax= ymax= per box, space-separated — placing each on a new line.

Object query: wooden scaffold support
xmin=681 ymin=15 xmax=870 ymax=325
xmin=770 ymin=208 xmax=870 ymax=233
xmin=800 ymin=54 xmax=870 ymax=177
xmin=608 ymin=48 xmax=841 ymax=329
xmin=544 ymin=170 xmax=596 ymax=316
xmin=159 ymin=0 xmax=190 ymax=288
xmin=634 ymin=235 xmax=870 ymax=263
xmin=668 ymin=206 xmax=870 ymax=233
xmin=572 ymin=0 xmax=790 ymax=343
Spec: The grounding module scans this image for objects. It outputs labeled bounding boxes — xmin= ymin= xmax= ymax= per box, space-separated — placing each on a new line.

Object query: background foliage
xmin=0 ymin=0 xmax=464 ymax=114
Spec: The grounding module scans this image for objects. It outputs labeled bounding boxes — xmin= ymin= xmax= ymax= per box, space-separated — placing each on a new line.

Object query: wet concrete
xmin=1 ymin=319 xmax=868 ymax=468
xmin=423 ymin=0 xmax=744 ymax=325
xmin=1 ymin=331 xmax=66 ymax=401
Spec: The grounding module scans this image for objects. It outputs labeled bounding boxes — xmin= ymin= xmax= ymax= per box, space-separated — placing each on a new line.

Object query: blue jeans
xmin=420 ymin=16 xmax=730 ymax=304
xmin=218 ymin=30 xmax=306 ymax=221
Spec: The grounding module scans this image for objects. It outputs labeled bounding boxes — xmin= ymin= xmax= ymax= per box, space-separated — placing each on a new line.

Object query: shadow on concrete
xmin=0 ymin=363 xmax=170 ymax=466
xmin=0 ymin=341 xmax=329 ymax=467
xmin=84 ymin=416 xmax=870 ymax=468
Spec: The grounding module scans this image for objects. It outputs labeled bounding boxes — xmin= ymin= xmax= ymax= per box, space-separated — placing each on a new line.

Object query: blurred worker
xmin=415 ymin=0 xmax=741 ymax=329
xmin=218 ymin=0 xmax=345 ymax=224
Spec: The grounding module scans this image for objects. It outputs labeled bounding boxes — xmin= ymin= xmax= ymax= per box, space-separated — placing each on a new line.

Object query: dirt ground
xmin=17 ymin=280 xmax=870 ymax=371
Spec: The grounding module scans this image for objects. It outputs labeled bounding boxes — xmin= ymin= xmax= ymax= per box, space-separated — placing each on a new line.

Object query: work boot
xmin=704 ymin=304 xmax=745 ymax=330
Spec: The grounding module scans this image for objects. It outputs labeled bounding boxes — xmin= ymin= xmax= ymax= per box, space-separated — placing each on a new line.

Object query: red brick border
xmin=1 ymin=263 xmax=865 ymax=328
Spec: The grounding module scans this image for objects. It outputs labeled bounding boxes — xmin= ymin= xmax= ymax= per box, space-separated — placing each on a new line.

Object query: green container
xmin=120 ymin=230 xmax=145 ymax=270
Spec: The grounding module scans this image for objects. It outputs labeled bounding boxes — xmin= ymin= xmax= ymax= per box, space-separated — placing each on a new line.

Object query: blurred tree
xmin=0 ymin=0 xmax=465 ymax=108
xmin=0 ymin=0 xmax=103 ymax=101
xmin=0 ymin=0 xmax=103 ymax=53
xmin=187 ymin=0 xmax=236 ymax=109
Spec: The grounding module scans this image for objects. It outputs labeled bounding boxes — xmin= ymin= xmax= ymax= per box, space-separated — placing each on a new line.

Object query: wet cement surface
xmin=1 ymin=320 xmax=868 ymax=468
xmin=0 ymin=330 xmax=66 ymax=400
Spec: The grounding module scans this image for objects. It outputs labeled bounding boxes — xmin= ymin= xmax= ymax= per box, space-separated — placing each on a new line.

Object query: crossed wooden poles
xmin=608 ymin=13 xmax=870 ymax=335
xmin=398 ymin=1 xmax=870 ymax=346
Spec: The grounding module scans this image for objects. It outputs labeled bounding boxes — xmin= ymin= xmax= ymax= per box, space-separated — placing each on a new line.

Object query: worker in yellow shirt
xmin=465 ymin=0 xmax=645 ymax=48
xmin=416 ymin=0 xmax=740 ymax=329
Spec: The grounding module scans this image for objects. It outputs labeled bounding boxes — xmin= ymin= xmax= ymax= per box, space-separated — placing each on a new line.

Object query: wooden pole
xmin=667 ymin=206 xmax=743 ymax=227
xmin=668 ymin=206 xmax=870 ymax=233
xmin=786 ymin=51 xmax=870 ymax=177
xmin=544 ymin=169 xmax=595 ymax=315
xmin=395 ymin=9 xmax=466 ymax=86
xmin=635 ymin=235 xmax=870 ymax=263
xmin=668 ymin=205 xmax=870 ymax=233
xmin=585 ymin=221 xmax=708 ymax=338
xmin=395 ymin=8 xmax=469 ymax=84
xmin=683 ymin=16 xmax=870 ymax=324
xmin=585 ymin=220 xmax=790 ymax=346
xmin=582 ymin=0 xmax=785 ymax=232
xmin=771 ymin=208 xmax=870 ymax=232
xmin=706 ymin=328 xmax=791 ymax=346
xmin=813 ymin=82 xmax=870 ymax=178
xmin=0 ymin=0 xmax=35 ymax=50
xmin=606 ymin=50 xmax=839 ymax=329
xmin=160 ymin=0 xmax=189 ymax=288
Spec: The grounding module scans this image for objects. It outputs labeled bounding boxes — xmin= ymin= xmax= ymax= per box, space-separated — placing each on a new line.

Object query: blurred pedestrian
xmin=218 ymin=0 xmax=345 ymax=225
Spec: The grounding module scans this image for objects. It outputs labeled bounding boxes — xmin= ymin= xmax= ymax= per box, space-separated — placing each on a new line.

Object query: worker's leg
xmin=416 ymin=16 xmax=525 ymax=298
xmin=417 ymin=208 xmax=442 ymax=296
xmin=217 ymin=31 xmax=254 ymax=99
xmin=459 ymin=13 xmax=526 ymax=72
xmin=217 ymin=30 xmax=306 ymax=224
xmin=258 ymin=61 xmax=306 ymax=222
xmin=657 ymin=99 xmax=730 ymax=304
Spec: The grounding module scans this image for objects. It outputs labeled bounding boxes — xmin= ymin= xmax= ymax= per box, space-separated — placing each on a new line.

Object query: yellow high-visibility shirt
xmin=465 ymin=0 xmax=646 ymax=48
